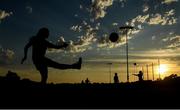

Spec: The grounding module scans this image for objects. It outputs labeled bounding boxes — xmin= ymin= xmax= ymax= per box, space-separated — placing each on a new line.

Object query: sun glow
xmin=159 ymin=64 xmax=168 ymax=74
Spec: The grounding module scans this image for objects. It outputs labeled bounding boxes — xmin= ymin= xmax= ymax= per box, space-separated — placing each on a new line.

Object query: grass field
xmin=0 ymin=71 xmax=180 ymax=109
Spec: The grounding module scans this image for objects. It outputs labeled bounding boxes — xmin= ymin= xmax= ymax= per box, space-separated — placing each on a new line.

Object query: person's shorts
xmin=33 ymin=57 xmax=59 ymax=70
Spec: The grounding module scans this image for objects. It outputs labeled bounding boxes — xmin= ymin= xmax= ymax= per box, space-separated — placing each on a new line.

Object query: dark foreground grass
xmin=0 ymin=72 xmax=180 ymax=109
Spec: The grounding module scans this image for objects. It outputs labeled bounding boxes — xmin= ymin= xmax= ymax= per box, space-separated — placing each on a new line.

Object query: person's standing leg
xmin=39 ymin=66 xmax=48 ymax=84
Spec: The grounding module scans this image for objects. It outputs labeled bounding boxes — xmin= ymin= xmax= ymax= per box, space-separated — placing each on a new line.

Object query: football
xmin=109 ymin=32 xmax=119 ymax=42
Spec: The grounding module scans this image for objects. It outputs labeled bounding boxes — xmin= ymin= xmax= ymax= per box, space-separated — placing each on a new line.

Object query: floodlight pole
xmin=158 ymin=58 xmax=161 ymax=79
xmin=107 ymin=63 xmax=112 ymax=83
xmin=146 ymin=64 xmax=149 ymax=80
xmin=125 ymin=30 xmax=129 ymax=82
xmin=119 ymin=26 xmax=134 ymax=82
xmin=152 ymin=63 xmax=154 ymax=81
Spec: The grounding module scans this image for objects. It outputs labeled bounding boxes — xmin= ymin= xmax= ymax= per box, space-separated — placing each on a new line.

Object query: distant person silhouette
xmin=81 ymin=80 xmax=84 ymax=84
xmin=133 ymin=71 xmax=144 ymax=82
xmin=85 ymin=78 xmax=90 ymax=84
xmin=21 ymin=27 xmax=82 ymax=84
xmin=114 ymin=73 xmax=119 ymax=83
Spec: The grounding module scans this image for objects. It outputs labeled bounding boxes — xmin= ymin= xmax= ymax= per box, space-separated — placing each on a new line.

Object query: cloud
xmin=70 ymin=25 xmax=82 ymax=32
xmin=148 ymin=14 xmax=166 ymax=25
xmin=97 ymin=26 xmax=140 ymax=49
xmin=148 ymin=12 xmax=177 ymax=25
xmin=68 ymin=24 xmax=98 ymax=53
xmin=112 ymin=22 xmax=118 ymax=26
xmin=57 ymin=34 xmax=96 ymax=53
xmin=74 ymin=14 xmax=79 ymax=17
xmin=0 ymin=10 xmax=13 ymax=22
xmin=161 ymin=0 xmax=178 ymax=4
xmin=80 ymin=5 xmax=83 ymax=9
xmin=26 ymin=6 xmax=33 ymax=14
xmin=51 ymin=0 xmax=178 ymax=54
xmin=162 ymin=32 xmax=175 ymax=42
xmin=165 ymin=9 xmax=175 ymax=16
xmin=127 ymin=9 xmax=177 ymax=27
xmin=150 ymin=9 xmax=177 ymax=26
xmin=124 ymin=15 xmax=148 ymax=36
xmin=127 ymin=14 xmax=150 ymax=27
xmin=116 ymin=9 xmax=177 ymax=49
xmin=162 ymin=32 xmax=180 ymax=49
xmin=97 ymin=34 xmax=126 ymax=49
xmin=152 ymin=36 xmax=156 ymax=40
xmin=143 ymin=4 xmax=149 ymax=13
xmin=51 ymin=18 xmax=139 ymax=53
xmin=90 ymin=0 xmax=114 ymax=20
xmin=49 ymin=21 xmax=98 ymax=53
xmin=0 ymin=46 xmax=15 ymax=65
xmin=164 ymin=35 xmax=180 ymax=49
xmin=162 ymin=37 xmax=169 ymax=42
xmin=117 ymin=0 xmax=127 ymax=8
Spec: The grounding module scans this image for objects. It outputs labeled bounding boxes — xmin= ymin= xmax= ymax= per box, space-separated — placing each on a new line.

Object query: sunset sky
xmin=0 ymin=0 xmax=180 ymax=83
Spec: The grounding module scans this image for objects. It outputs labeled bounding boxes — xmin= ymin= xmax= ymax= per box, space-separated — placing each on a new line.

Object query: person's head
xmin=36 ymin=27 xmax=49 ymax=39
xmin=139 ymin=71 xmax=143 ymax=75
xmin=115 ymin=73 xmax=118 ymax=76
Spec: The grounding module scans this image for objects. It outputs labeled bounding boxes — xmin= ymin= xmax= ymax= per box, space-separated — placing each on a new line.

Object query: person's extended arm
xmin=21 ymin=39 xmax=32 ymax=64
xmin=132 ymin=74 xmax=138 ymax=76
xmin=46 ymin=41 xmax=68 ymax=49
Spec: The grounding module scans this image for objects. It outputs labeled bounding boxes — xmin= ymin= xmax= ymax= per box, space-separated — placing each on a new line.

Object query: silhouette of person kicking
xmin=21 ymin=27 xmax=82 ymax=84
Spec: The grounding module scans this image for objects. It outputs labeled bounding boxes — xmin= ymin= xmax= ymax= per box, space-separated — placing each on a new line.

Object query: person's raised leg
xmin=73 ymin=57 xmax=82 ymax=69
xmin=45 ymin=57 xmax=82 ymax=70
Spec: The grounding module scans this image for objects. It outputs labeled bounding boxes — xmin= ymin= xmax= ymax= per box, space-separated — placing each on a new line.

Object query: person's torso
xmin=31 ymin=37 xmax=48 ymax=61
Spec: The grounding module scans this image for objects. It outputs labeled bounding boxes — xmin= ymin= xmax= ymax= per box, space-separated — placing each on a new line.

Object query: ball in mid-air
xmin=109 ymin=32 xmax=119 ymax=42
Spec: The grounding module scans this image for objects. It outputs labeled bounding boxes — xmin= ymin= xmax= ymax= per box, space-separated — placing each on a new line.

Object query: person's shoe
xmin=74 ymin=57 xmax=82 ymax=69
